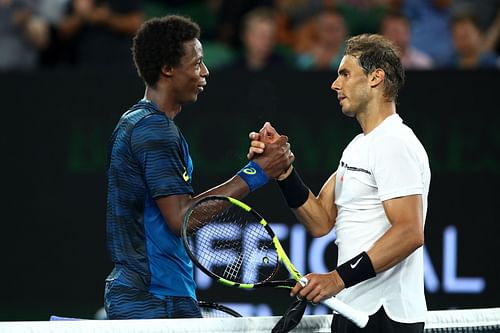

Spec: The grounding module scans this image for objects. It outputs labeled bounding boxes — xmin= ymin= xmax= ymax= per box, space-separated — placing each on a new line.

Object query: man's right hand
xmin=247 ymin=122 xmax=295 ymax=179
xmin=247 ymin=122 xmax=280 ymax=159
xmin=248 ymin=122 xmax=294 ymax=179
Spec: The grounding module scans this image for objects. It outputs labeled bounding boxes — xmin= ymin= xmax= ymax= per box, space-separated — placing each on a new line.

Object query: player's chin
xmin=187 ymin=93 xmax=200 ymax=103
xmin=341 ymin=107 xmax=356 ymax=118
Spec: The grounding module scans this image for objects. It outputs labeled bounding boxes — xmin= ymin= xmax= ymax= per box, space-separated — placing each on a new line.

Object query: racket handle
xmin=299 ymin=277 xmax=369 ymax=328
xmin=322 ymin=297 xmax=369 ymax=328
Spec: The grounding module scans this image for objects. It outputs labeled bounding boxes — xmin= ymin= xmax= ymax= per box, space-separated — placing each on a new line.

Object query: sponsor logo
xmin=242 ymin=168 xmax=257 ymax=175
xmin=183 ymin=168 xmax=190 ymax=182
xmin=350 ymin=257 xmax=363 ymax=269
xmin=341 ymin=161 xmax=371 ymax=175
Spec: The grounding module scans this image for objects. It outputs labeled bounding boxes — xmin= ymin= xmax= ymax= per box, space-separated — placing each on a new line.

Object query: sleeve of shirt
xmin=372 ymin=135 xmax=423 ymax=202
xmin=131 ymin=114 xmax=194 ymax=198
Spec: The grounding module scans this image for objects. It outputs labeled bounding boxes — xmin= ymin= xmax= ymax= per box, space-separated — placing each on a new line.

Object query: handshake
xmin=246 ymin=122 xmax=294 ymax=181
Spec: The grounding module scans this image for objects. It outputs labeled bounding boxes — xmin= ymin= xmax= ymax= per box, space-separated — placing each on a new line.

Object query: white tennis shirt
xmin=334 ymin=113 xmax=430 ymax=323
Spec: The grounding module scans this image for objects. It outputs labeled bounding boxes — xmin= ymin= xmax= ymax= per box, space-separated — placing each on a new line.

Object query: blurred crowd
xmin=1 ymin=0 xmax=499 ymax=73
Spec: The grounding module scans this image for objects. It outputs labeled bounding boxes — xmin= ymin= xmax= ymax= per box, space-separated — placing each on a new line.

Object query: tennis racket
xmin=198 ymin=301 xmax=242 ymax=318
xmin=181 ymin=195 xmax=369 ymax=328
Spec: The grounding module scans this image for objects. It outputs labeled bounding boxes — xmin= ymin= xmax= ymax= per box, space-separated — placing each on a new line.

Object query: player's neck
xmin=357 ymin=101 xmax=396 ymax=135
xmin=144 ymin=87 xmax=182 ymax=119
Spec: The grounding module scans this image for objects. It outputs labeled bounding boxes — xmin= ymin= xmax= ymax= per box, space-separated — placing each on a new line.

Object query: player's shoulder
xmin=371 ymin=115 xmax=418 ymax=143
xmin=370 ymin=127 xmax=417 ymax=150
xmin=132 ymin=115 xmax=181 ymax=149
xmin=136 ymin=111 xmax=172 ymax=128
xmin=122 ymin=104 xmax=174 ymax=132
xmin=122 ymin=105 xmax=166 ymax=125
xmin=369 ymin=121 xmax=428 ymax=165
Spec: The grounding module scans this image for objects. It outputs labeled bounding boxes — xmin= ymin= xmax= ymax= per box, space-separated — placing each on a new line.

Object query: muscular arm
xmin=249 ymin=122 xmax=337 ymax=237
xmin=292 ymin=193 xmax=424 ymax=303
xmin=155 ymin=176 xmax=250 ymax=235
xmin=368 ymin=194 xmax=424 ymax=273
xmin=290 ymin=172 xmax=337 ymax=237
xmin=156 ymin=136 xmax=293 ymax=236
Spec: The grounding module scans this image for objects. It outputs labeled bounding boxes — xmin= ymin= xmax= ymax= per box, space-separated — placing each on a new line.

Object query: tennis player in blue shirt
xmin=104 ymin=15 xmax=294 ymax=319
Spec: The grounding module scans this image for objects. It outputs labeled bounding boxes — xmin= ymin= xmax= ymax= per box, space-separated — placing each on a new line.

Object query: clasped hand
xmin=248 ymin=122 xmax=294 ymax=179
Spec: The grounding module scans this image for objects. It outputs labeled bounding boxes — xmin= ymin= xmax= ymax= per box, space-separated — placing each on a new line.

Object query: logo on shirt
xmin=182 ymin=168 xmax=190 ymax=182
xmin=341 ymin=161 xmax=371 ymax=175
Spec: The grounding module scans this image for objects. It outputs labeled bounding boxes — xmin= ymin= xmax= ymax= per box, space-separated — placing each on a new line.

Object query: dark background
xmin=1 ymin=69 xmax=499 ymax=320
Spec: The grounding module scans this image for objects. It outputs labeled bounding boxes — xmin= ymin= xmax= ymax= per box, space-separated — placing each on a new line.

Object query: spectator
xmin=336 ymin=0 xmax=389 ymax=36
xmin=36 ymin=0 xmax=75 ymax=67
xmin=403 ymin=0 xmax=454 ymax=67
xmin=446 ymin=12 xmax=498 ymax=69
xmin=56 ymin=0 xmax=144 ymax=70
xmin=214 ymin=0 xmax=274 ymax=50
xmin=142 ymin=0 xmax=220 ymax=40
xmin=380 ymin=13 xmax=434 ymax=70
xmin=451 ymin=1 xmax=500 ymax=56
xmin=295 ymin=9 xmax=347 ymax=71
xmin=272 ymin=0 xmax=321 ymax=51
xmin=226 ymin=6 xmax=289 ymax=71
xmin=452 ymin=0 xmax=499 ymax=33
xmin=0 ymin=0 xmax=50 ymax=71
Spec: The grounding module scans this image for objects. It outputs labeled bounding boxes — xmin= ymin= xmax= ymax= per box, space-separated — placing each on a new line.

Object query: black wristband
xmin=277 ymin=168 xmax=309 ymax=208
xmin=336 ymin=252 xmax=376 ymax=288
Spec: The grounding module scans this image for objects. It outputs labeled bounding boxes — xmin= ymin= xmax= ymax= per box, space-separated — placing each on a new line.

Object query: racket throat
xmin=258 ymin=278 xmax=297 ymax=288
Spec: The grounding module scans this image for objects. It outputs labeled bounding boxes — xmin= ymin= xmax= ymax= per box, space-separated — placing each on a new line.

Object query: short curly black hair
xmin=132 ymin=15 xmax=200 ymax=86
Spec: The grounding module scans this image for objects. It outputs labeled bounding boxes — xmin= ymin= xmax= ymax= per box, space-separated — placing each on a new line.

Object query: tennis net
xmin=0 ymin=307 xmax=498 ymax=332
xmin=425 ymin=307 xmax=500 ymax=332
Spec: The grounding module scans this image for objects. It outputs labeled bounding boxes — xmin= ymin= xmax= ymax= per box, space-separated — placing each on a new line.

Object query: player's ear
xmin=161 ymin=65 xmax=174 ymax=77
xmin=370 ymin=68 xmax=385 ymax=88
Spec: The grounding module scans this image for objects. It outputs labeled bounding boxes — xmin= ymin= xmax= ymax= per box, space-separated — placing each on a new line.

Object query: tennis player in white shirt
xmin=249 ymin=34 xmax=430 ymax=333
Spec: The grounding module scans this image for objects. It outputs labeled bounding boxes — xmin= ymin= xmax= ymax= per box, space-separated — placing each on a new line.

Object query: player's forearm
xmin=368 ymin=194 xmax=425 ymax=272
xmin=294 ymin=193 xmax=336 ymax=237
xmin=158 ymin=176 xmax=251 ymax=236
xmin=332 ymin=197 xmax=423 ymax=289
xmin=367 ymin=222 xmax=424 ymax=273
xmin=277 ymin=168 xmax=336 ymax=236
xmin=196 ymin=175 xmax=251 ymax=201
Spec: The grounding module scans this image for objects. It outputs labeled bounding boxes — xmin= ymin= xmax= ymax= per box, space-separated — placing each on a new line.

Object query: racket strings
xmin=186 ymin=198 xmax=279 ymax=284
xmin=223 ymin=252 xmax=244 ymax=281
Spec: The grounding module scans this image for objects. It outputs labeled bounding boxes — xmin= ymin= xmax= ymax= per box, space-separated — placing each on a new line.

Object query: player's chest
xmin=335 ymin=148 xmax=377 ymax=201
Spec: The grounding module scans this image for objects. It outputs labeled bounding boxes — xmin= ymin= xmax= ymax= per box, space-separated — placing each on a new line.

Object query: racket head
xmin=197 ymin=301 xmax=242 ymax=318
xmin=181 ymin=195 xmax=281 ymax=288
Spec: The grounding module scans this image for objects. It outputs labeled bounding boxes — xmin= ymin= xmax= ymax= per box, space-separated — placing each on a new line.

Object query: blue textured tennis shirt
xmin=105 ymin=99 xmax=197 ymax=300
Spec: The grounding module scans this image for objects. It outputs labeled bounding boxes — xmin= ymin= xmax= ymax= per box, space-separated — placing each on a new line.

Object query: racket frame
xmin=182 ymin=195 xmax=369 ymax=328
xmin=198 ymin=300 xmax=242 ymax=318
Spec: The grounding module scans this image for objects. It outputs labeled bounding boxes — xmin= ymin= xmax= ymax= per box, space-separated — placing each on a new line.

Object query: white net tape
xmin=0 ymin=308 xmax=499 ymax=333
